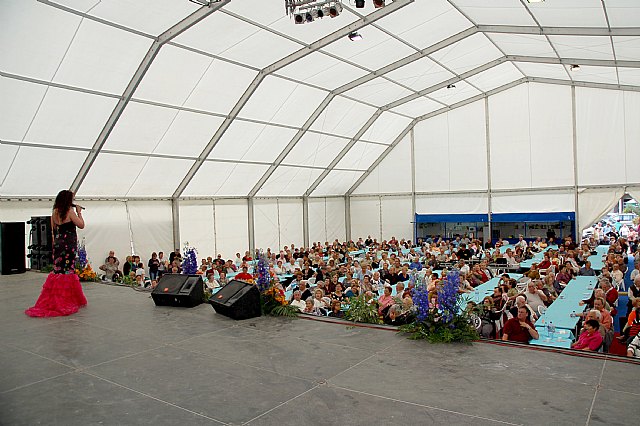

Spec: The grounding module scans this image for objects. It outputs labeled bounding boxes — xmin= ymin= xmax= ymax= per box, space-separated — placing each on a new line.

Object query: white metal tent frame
xmin=2 ymin=0 xmax=640 ymax=253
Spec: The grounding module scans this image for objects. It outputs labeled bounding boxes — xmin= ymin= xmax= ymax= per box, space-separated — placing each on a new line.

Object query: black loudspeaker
xmin=209 ymin=280 xmax=261 ymax=320
xmin=38 ymin=217 xmax=52 ymax=250
xmin=0 ymin=222 xmax=26 ymax=275
xmin=151 ymin=274 xmax=203 ymax=307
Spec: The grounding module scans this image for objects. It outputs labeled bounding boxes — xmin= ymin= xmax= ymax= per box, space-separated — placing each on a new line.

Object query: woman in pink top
xmin=571 ymin=319 xmax=603 ymax=351
xmin=378 ymin=285 xmax=394 ymax=316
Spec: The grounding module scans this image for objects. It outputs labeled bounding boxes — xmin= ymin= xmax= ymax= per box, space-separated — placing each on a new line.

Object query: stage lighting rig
xmin=287 ymin=0 xmax=344 ymax=24
xmin=188 ymin=0 xmax=224 ymax=6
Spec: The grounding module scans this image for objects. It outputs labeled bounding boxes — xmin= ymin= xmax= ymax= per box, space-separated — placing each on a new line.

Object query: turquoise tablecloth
xmin=519 ymin=245 xmax=559 ymax=269
xmin=530 ymin=327 xmax=575 ymax=349
xmin=535 ymin=275 xmax=597 ymax=330
xmin=585 ymin=245 xmax=609 ymax=271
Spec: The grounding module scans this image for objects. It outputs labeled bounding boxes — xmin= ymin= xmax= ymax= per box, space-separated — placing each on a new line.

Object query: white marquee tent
xmin=1 ymin=0 xmax=640 ymax=263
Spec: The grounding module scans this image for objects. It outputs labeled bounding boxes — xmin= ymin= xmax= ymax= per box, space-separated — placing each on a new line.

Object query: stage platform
xmin=1 ymin=272 xmax=638 ymax=426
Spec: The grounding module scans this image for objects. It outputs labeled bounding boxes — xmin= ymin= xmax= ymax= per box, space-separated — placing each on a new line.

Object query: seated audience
xmin=571 ymin=319 xmax=603 ymax=351
xmin=502 ymin=306 xmax=539 ymax=343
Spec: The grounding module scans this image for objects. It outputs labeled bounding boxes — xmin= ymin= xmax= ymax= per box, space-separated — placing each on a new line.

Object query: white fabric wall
xmin=77 ymin=201 xmax=131 ymax=267
xmin=415 ymin=194 xmax=489 ymax=214
xmin=577 ymin=187 xmax=625 ymax=232
xmin=179 ymin=200 xmax=216 ymax=258
xmin=214 ymin=199 xmax=249 ymax=259
xmin=308 ymin=197 xmax=346 ymax=244
xmin=350 ymin=196 xmax=381 ymax=241
xmin=381 ymin=196 xmax=413 ymax=241
xmin=128 ymin=201 xmax=172 ymax=262
xmin=491 ymin=190 xmax=575 ymax=213
xmin=276 ymin=198 xmax=303 ymax=249
xmin=353 ymin=135 xmax=412 ymax=195
xmin=253 ymin=199 xmax=279 ymax=252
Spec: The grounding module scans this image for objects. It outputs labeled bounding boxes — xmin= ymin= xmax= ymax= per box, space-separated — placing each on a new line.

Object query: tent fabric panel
xmin=325 ymin=197 xmax=346 ymax=242
xmin=283 ymin=133 xmax=349 ymax=168
xmin=428 ymin=81 xmax=481 ymax=106
xmin=487 ymin=33 xmax=556 ymax=58
xmin=276 ymin=52 xmax=370 ymax=91
xmin=214 ymin=199 xmax=249 ymax=259
xmin=577 ymin=187 xmax=625 ymax=232
xmin=618 ymin=68 xmax=640 ymax=86
xmin=572 ymin=66 xmax=619 ymax=85
xmin=576 ymin=87 xmax=626 ymax=186
xmin=391 ymin=96 xmax=443 ymax=118
xmin=381 ymin=196 xmax=413 ymax=241
xmin=385 ymin=57 xmax=455 ymax=93
xmin=267 ymin=10 xmax=360 ymax=46
xmin=527 ymin=0 xmax=607 ymax=28
xmin=125 ymin=157 xmax=194 ymax=198
xmin=179 ymin=200 xmax=216 ymax=262
xmin=321 ymin=27 xmax=416 ymax=71
xmin=353 ymin=135 xmax=411 ymax=195
xmin=377 ymin=0 xmax=471 ymax=50
xmin=450 ymin=0 xmax=535 ymax=26
xmin=0 ymin=78 xmax=48 ymax=142
xmin=183 ymin=60 xmax=259 ymax=116
xmin=133 ymin=44 xmax=214 ymax=107
xmin=336 ymin=142 xmax=388 ymax=171
xmin=128 ymin=201 xmax=173 ymax=262
xmin=80 ymin=153 xmax=149 ymax=197
xmin=21 ymin=87 xmax=118 ymax=149
xmin=491 ymin=190 xmax=575 ymax=214
xmin=0 ymin=0 xmax=81 ymax=82
xmin=613 ymin=36 xmax=640 ymax=62
xmin=217 ymin=27 xmax=303 ymax=70
xmin=429 ymin=33 xmax=503 ymax=75
xmin=277 ymin=199 xmax=304 ymax=249
xmin=52 ymin=18 xmax=152 ymax=94
xmin=0 ymin=144 xmax=19 ymax=186
xmin=414 ymin=114 xmax=450 ymax=192
xmin=624 ymin=91 xmax=640 ymax=184
xmin=239 ymin=76 xmax=328 ymax=128
xmin=350 ymin=197 xmax=381 ymax=242
xmin=465 ymin=62 xmax=524 ymax=93
xmin=309 ymin=96 xmax=379 ymax=138
xmin=253 ymin=199 xmax=280 ymax=252
xmin=182 ymin=162 xmax=270 ymax=197
xmin=308 ymin=198 xmax=327 ymax=245
xmin=528 ymin=83 xmax=575 ymax=188
xmin=76 ymin=201 xmax=132 ymax=269
xmin=360 ymin=112 xmax=412 ymax=145
xmin=152 ymin=112 xmax=226 ymax=158
xmin=605 ymin=2 xmax=640 ymax=28
xmin=312 ymin=170 xmax=364 ymax=197
xmin=257 ymin=166 xmax=324 ymax=197
xmin=489 ymin=83 xmax=532 ymax=190
xmin=344 ymin=78 xmax=414 ymax=107
xmin=514 ymin=62 xmax=569 ymax=80
xmin=416 ymin=214 xmax=489 ymax=223
xmin=415 ymin=194 xmax=488 ymax=215
xmin=0 ymin=146 xmax=87 ymax=197
xmin=208 ymin=121 xmax=299 ymax=163
xmin=547 ymin=35 xmax=614 ymax=61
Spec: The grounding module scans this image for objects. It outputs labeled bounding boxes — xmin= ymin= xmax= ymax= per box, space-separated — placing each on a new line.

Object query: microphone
xmin=72 ymin=204 xmax=86 ymax=210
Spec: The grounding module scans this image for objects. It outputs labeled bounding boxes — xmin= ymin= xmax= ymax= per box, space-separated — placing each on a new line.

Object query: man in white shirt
xmin=290 ymin=290 xmax=306 ymax=312
xmin=516 ymin=235 xmax=527 ymax=250
xmin=521 ymin=281 xmax=547 ymax=313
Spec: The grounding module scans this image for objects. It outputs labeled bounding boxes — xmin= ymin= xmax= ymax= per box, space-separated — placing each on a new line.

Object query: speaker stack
xmin=26 ymin=216 xmax=53 ymax=271
xmin=151 ymin=274 xmax=204 ymax=308
xmin=209 ymin=280 xmax=261 ymax=320
xmin=0 ymin=222 xmax=26 ymax=275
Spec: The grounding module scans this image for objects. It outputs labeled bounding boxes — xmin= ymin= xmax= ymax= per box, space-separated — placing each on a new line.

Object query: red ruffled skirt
xmin=25 ymin=273 xmax=87 ymax=317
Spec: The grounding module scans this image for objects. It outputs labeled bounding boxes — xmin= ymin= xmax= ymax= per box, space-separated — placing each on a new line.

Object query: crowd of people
xmin=96 ymin=227 xmax=640 ymax=358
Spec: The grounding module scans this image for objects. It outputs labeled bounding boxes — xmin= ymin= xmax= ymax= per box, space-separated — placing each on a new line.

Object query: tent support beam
xmin=477 ymin=25 xmax=640 ymax=37
xmin=485 ymin=95 xmax=493 ymax=246
xmin=248 ymin=198 xmax=255 ymax=256
xmin=69 ymin=1 xmax=231 ymax=194
xmin=571 ymin=85 xmax=580 ymax=237
xmin=171 ymin=198 xmax=180 ymax=251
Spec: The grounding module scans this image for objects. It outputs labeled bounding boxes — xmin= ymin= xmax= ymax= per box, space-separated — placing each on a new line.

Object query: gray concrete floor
xmin=1 ymin=272 xmax=638 ymax=426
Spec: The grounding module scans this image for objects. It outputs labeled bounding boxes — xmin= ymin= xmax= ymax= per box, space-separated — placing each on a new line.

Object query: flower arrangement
xmin=399 ymin=271 xmax=479 ymax=343
xmin=75 ymin=239 xmax=99 ymax=281
xmin=344 ymin=294 xmax=382 ymax=324
xmin=181 ymin=243 xmax=198 ymax=275
xmin=256 ymin=251 xmax=298 ymax=317
xmin=76 ymin=263 xmax=98 ymax=282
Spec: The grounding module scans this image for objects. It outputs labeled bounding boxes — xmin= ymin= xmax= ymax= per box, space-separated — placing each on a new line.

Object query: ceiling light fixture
xmin=329 ymin=2 xmax=343 ymax=17
xmin=348 ymin=31 xmax=363 ymax=41
xmin=355 ymin=0 xmax=365 ymax=8
xmin=446 ymin=84 xmax=456 ymax=89
xmin=373 ymin=0 xmax=385 ymax=8
xmin=286 ymin=1 xmax=343 ymax=23
xmin=569 ymin=64 xmax=580 ymax=71
xmin=525 ymin=0 xmax=545 ymax=3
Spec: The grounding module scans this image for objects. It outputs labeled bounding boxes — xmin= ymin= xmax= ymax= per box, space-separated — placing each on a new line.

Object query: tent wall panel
xmin=415 ymin=194 xmax=488 ymax=215
xmin=491 ymin=190 xmax=575 ymax=214
xmin=128 ymin=201 xmax=172 ymax=262
xmin=325 ymin=197 xmax=346 ymax=243
xmin=214 ymin=199 xmax=249 ymax=259
xmin=179 ymin=200 xmax=216 ymax=260
xmin=353 ymin=135 xmax=412 ymax=195
xmin=277 ymin=198 xmax=303 ymax=249
xmin=308 ymin=198 xmax=327 ymax=245
xmin=76 ymin=202 xmax=131 ymax=268
xmin=253 ymin=199 xmax=279 ymax=252
xmin=577 ymin=187 xmax=625 ymax=232
xmin=350 ymin=197 xmax=381 ymax=241
xmin=381 ymin=196 xmax=413 ymax=241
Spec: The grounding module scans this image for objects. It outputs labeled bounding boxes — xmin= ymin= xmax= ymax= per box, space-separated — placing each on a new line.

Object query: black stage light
xmin=305 ymin=11 xmax=314 ymax=22
xmin=294 ymin=13 xmax=304 ymax=24
xmin=355 ymin=0 xmax=365 ymax=8
xmin=317 ymin=8 xmax=324 ymax=18
xmin=373 ymin=0 xmax=385 ymax=7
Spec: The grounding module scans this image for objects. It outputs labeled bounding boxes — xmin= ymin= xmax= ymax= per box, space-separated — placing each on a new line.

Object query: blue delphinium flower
xmin=438 ymin=270 xmax=461 ymax=324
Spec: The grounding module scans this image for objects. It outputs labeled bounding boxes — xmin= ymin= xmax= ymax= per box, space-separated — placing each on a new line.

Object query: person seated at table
xmin=273 ymin=260 xmax=286 ymax=275
xmin=600 ymin=279 xmax=618 ymax=316
xmin=409 ymin=256 xmax=423 ymax=271
xmin=491 ymin=286 xmax=506 ymax=310
xmin=520 ymin=281 xmax=548 ymax=313
xmin=579 ymin=286 xmax=610 ymax=311
xmin=289 ymin=290 xmax=306 ymax=312
xmin=326 ymin=273 xmax=339 ymax=294
xmin=328 ymin=300 xmax=344 ymax=318
xmin=618 ymin=299 xmax=640 ymax=344
xmin=378 ymin=285 xmax=394 ymax=316
xmin=538 ymin=254 xmax=552 ymax=271
xmin=571 ymin=319 xmax=603 ymax=351
xmin=394 ymin=281 xmax=406 ymax=299
xmin=578 ymin=260 xmax=596 ymax=276
xmin=384 ymin=304 xmax=408 ymax=326
xmin=303 ymin=298 xmax=325 ymax=316
xmin=313 ymin=288 xmax=328 ymax=310
xmin=555 ymin=265 xmax=573 ymax=288
xmin=627 ymin=332 xmax=640 ymax=358
xmin=509 ymin=295 xmax=537 ymax=321
xmin=331 ymin=283 xmax=346 ymax=304
xmin=235 ymin=266 xmax=253 ymax=282
xmin=397 ymin=265 xmax=410 ymax=282
xmin=611 ymin=263 xmax=625 ymax=291
xmin=536 ymin=279 xmax=556 ymax=303
xmin=345 ymin=280 xmax=360 ymax=299
xmin=502 ymin=306 xmax=539 ymax=343
xmin=498 ymin=273 xmax=512 ymax=287
xmin=480 ymin=296 xmax=503 ymax=338
xmin=524 ymin=263 xmax=541 ymax=280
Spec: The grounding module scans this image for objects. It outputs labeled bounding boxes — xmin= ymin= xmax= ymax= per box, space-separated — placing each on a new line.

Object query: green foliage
xmin=120 ymin=274 xmax=135 ymax=287
xmin=344 ymin=294 xmax=382 ymax=325
xmin=260 ymin=287 xmax=299 ymax=318
xmin=41 ymin=264 xmax=54 ymax=273
xmin=268 ymin=304 xmax=300 ymax=317
xmin=398 ymin=313 xmax=479 ymax=344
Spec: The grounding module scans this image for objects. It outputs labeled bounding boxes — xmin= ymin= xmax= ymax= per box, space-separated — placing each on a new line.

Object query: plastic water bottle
xmin=549 ymin=322 xmax=555 ymax=339
xmin=570 ymin=310 xmax=576 ymax=318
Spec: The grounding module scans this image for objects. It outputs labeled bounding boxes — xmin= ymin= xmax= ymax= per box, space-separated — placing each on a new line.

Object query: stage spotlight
xmin=446 ymin=83 xmax=456 ymax=89
xmin=355 ymin=0 xmax=365 ymax=8
xmin=348 ymin=31 xmax=363 ymax=41
xmin=317 ymin=8 xmax=324 ymax=18
xmin=329 ymin=3 xmax=343 ymax=17
xmin=373 ymin=0 xmax=385 ymax=7
xmin=305 ymin=11 xmax=314 ymax=22
xmin=294 ymin=13 xmax=304 ymax=24
xmin=570 ymin=64 xmax=580 ymax=71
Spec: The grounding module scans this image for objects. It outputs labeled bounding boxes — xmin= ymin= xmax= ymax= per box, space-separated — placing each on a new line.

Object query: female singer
xmin=25 ymin=190 xmax=87 ymax=317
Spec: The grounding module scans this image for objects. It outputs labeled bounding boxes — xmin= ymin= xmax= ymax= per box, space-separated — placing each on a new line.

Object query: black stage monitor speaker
xmin=209 ymin=280 xmax=261 ymax=320
xmin=0 ymin=222 xmax=26 ymax=275
xmin=151 ymin=274 xmax=203 ymax=308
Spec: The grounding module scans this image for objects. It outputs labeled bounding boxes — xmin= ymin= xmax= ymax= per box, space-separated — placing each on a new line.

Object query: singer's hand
xmin=75 ymin=204 xmax=82 ymax=214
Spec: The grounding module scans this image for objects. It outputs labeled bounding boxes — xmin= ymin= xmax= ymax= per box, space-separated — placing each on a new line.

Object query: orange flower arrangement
xmin=76 ymin=264 xmax=98 ymax=282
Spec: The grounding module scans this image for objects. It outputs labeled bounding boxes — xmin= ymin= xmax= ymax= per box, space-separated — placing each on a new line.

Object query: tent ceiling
xmin=1 ymin=0 xmax=639 ymax=198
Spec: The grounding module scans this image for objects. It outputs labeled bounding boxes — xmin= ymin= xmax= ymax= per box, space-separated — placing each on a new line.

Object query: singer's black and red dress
xmin=25 ymin=221 xmax=87 ymax=317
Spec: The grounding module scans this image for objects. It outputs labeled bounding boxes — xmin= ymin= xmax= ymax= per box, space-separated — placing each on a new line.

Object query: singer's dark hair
xmin=53 ymin=190 xmax=74 ymax=222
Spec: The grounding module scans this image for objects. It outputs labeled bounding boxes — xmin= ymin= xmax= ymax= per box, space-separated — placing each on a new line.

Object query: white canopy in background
xmin=1 ymin=0 xmax=640 ymax=261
